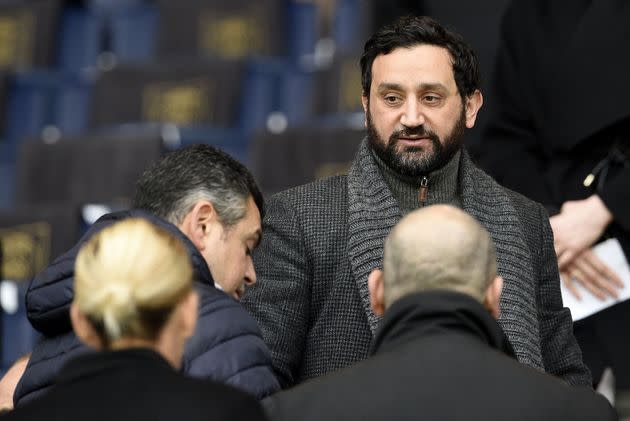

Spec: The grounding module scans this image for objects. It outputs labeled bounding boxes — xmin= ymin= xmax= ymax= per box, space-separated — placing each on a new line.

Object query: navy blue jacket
xmin=14 ymin=210 xmax=280 ymax=405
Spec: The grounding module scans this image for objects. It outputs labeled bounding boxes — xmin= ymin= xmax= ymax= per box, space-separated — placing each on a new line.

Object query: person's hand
xmin=550 ymin=195 xmax=613 ymax=269
xmin=560 ymin=248 xmax=624 ymax=301
xmin=0 ymin=354 xmax=29 ymax=411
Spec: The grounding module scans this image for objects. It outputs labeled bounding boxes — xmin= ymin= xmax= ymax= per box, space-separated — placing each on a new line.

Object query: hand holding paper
xmin=560 ymin=238 xmax=629 ymax=321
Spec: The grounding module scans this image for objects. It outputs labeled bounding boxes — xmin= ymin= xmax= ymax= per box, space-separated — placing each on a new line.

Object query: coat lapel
xmin=347 ymin=141 xmax=544 ymax=370
xmin=460 ymin=152 xmax=543 ymax=370
xmin=347 ymin=139 xmax=399 ymax=334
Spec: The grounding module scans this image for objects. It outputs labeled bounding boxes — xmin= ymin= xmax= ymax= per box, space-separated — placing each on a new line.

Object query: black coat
xmin=478 ymin=0 xmax=630 ymax=388
xmin=3 ymin=348 xmax=267 ymax=421
xmin=479 ymin=0 xmax=630 ymax=247
xmin=264 ymin=291 xmax=616 ymax=421
xmin=15 ymin=210 xmax=279 ymax=405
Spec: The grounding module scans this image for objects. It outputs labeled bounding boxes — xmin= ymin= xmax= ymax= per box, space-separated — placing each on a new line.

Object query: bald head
xmin=382 ymin=205 xmax=497 ymax=306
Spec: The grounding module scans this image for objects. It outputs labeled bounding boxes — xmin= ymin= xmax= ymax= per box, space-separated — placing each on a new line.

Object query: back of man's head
xmin=381 ymin=205 xmax=497 ymax=307
xmin=133 ymin=144 xmax=264 ymax=226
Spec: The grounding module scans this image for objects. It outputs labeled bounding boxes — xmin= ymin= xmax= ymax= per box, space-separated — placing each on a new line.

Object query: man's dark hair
xmin=133 ymin=144 xmax=264 ymax=226
xmin=360 ymin=15 xmax=480 ymax=99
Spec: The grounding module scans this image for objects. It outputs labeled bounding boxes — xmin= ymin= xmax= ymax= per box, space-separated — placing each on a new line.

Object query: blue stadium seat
xmin=110 ymin=4 xmax=157 ymax=62
xmin=177 ymin=126 xmax=249 ymax=166
xmin=0 ymin=162 xmax=14 ymax=209
xmin=57 ymin=8 xmax=103 ymax=71
xmin=4 ymin=72 xmax=57 ymax=160
xmin=58 ymin=3 xmax=158 ymax=70
xmin=4 ymin=72 xmax=93 ymax=161
xmin=52 ymin=73 xmax=93 ymax=135
xmin=241 ymin=58 xmax=317 ymax=131
xmin=1 ymin=281 xmax=39 ymax=370
xmin=287 ymin=0 xmax=317 ymax=62
xmin=333 ymin=0 xmax=370 ymax=53
xmin=87 ymin=0 xmax=147 ymax=15
xmin=239 ymin=58 xmax=285 ymax=132
xmin=277 ymin=65 xmax=316 ymax=126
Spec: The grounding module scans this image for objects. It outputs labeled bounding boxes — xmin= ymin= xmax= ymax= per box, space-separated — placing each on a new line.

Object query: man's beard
xmin=367 ymin=107 xmax=466 ymax=178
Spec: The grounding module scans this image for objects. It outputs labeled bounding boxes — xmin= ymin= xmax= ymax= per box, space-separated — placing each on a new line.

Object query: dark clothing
xmin=242 ymin=139 xmax=590 ymax=388
xmin=15 ymin=210 xmax=279 ymax=405
xmin=479 ymin=0 xmax=630 ymax=236
xmin=479 ymin=0 xmax=630 ymax=387
xmin=4 ymin=348 xmax=267 ymax=421
xmin=265 ymin=291 xmax=616 ymax=421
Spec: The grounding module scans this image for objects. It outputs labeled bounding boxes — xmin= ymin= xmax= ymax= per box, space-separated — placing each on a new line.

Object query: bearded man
xmin=242 ymin=16 xmax=591 ymax=388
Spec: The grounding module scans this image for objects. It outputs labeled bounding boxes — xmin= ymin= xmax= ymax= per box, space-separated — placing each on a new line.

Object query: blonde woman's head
xmin=72 ymin=218 xmax=197 ymax=365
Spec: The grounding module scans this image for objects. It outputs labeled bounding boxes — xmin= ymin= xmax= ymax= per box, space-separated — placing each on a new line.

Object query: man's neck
xmin=371 ymin=148 xmax=462 ymax=214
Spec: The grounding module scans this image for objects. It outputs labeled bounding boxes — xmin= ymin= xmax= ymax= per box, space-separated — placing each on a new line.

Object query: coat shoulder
xmin=471 ymin=161 xmax=547 ymax=222
xmin=182 ymin=283 xmax=279 ymax=397
xmin=270 ymin=175 xmax=348 ymax=209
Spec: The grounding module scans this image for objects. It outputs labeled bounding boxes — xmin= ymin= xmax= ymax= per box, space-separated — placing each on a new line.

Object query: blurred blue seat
xmin=57 ymin=8 xmax=103 ymax=71
xmin=241 ymin=58 xmax=317 ymax=131
xmin=52 ymin=74 xmax=93 ymax=135
xmin=58 ymin=3 xmax=157 ymax=71
xmin=4 ymin=72 xmax=56 ymax=164
xmin=333 ymin=0 xmax=371 ymax=54
xmin=4 ymin=72 xmax=56 ymax=146
xmin=0 ymin=162 xmax=14 ymax=209
xmin=87 ymin=0 xmax=147 ymax=15
xmin=110 ymin=4 xmax=157 ymax=62
xmin=177 ymin=126 xmax=249 ymax=166
xmin=1 ymin=281 xmax=39 ymax=369
xmin=287 ymin=0 xmax=317 ymax=62
xmin=4 ymin=71 xmax=93 ymax=162
xmin=277 ymin=65 xmax=316 ymax=126
xmin=240 ymin=58 xmax=285 ymax=132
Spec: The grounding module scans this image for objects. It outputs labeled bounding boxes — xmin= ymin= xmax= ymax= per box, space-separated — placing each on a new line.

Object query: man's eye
xmin=384 ymin=95 xmax=401 ymax=104
xmin=423 ymin=95 xmax=440 ymax=104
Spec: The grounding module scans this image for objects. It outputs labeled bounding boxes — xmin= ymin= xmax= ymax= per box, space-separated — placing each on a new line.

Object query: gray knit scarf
xmin=346 ymin=138 xmax=544 ymax=371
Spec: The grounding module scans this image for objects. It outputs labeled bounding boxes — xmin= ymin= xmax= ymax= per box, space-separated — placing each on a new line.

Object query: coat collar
xmin=346 ymin=139 xmax=543 ymax=369
xmin=370 ymin=290 xmax=515 ymax=358
xmin=56 ymin=348 xmax=173 ymax=385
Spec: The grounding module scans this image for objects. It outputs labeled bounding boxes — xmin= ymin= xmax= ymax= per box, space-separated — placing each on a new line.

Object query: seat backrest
xmin=250 ymin=126 xmax=364 ymax=196
xmin=14 ymin=134 xmax=164 ymax=206
xmin=0 ymin=203 xmax=81 ymax=283
xmin=90 ymin=59 xmax=245 ymax=129
xmin=0 ymin=0 xmax=62 ymax=72
xmin=155 ymin=0 xmax=287 ymax=60
xmin=312 ymin=53 xmax=363 ymax=117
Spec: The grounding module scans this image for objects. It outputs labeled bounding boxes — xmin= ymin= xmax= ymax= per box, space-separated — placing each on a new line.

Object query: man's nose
xmin=244 ymin=261 xmax=257 ymax=286
xmin=400 ymin=100 xmax=425 ymax=128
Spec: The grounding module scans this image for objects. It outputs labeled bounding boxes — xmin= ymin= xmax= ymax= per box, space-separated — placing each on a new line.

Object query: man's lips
xmin=397 ymin=136 xmax=431 ymax=146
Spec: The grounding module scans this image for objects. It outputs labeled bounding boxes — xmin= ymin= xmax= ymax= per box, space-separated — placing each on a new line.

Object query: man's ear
xmin=483 ymin=275 xmax=503 ymax=319
xmin=361 ymin=94 xmax=369 ymax=128
xmin=368 ymin=269 xmax=385 ymax=316
xmin=70 ymin=304 xmax=103 ymax=349
xmin=178 ymin=201 xmax=217 ymax=251
xmin=464 ymin=90 xmax=483 ymax=129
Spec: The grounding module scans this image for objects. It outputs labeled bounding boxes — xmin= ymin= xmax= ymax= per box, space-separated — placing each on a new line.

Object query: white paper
xmin=560 ymin=238 xmax=630 ymax=321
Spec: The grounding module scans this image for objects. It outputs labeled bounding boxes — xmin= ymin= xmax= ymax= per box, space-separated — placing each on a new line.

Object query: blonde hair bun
xmin=74 ymin=218 xmax=193 ymax=345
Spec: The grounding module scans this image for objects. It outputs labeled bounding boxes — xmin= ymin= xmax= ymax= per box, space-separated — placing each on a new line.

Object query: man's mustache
xmin=392 ymin=126 xmax=437 ymax=139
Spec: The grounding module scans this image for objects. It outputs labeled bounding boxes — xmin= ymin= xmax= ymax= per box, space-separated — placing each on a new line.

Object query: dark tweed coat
xmin=242 ymin=139 xmax=591 ymax=388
